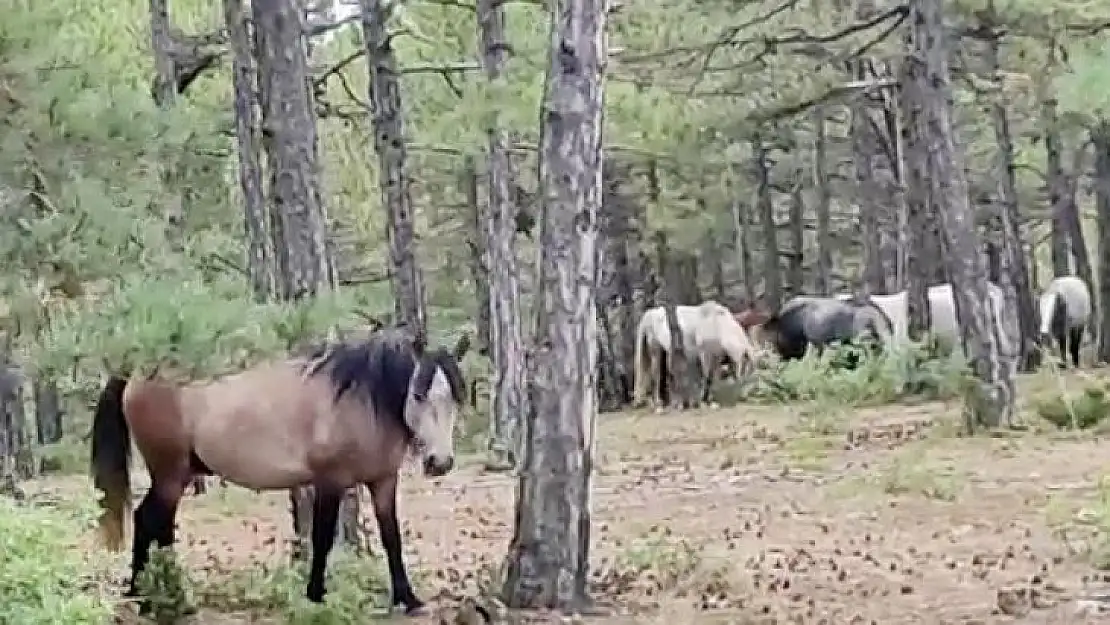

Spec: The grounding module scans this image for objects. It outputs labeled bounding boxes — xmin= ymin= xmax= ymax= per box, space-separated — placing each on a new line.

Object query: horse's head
xmin=405 ymin=332 xmax=470 ymax=477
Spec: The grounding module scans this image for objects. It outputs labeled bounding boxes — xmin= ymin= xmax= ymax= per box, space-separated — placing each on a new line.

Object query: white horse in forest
xmin=632 ymin=300 xmax=759 ymax=408
xmin=1038 ymin=275 xmax=1092 ymax=368
xmin=836 ymin=283 xmax=1018 ymax=371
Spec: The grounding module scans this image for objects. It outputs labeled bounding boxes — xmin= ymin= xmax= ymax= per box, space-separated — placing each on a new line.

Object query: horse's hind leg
xmin=126 ymin=480 xmax=186 ymax=600
xmin=368 ymin=476 xmax=423 ymax=614
xmin=1069 ymin=326 xmax=1084 ymax=368
xmin=305 ymin=486 xmax=343 ymax=603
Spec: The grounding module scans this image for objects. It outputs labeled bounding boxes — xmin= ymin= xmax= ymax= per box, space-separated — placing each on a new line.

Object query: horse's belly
xmin=198 ymin=442 xmax=314 ymax=490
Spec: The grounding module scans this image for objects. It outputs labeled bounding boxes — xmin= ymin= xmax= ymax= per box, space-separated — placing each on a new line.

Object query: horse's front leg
xmin=304 ymin=485 xmax=343 ymax=603
xmin=368 ymin=476 xmax=424 ymax=615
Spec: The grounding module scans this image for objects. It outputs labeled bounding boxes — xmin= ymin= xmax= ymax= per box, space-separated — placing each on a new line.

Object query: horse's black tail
xmin=91 ymin=376 xmax=132 ymax=552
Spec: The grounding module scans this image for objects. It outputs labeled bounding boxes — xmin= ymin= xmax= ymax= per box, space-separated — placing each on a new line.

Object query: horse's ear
xmin=454 ymin=332 xmax=472 ymax=361
xmin=412 ymin=329 xmax=428 ymax=357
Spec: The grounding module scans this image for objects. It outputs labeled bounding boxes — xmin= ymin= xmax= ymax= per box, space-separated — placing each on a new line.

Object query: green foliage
xmin=135 ymin=547 xmax=195 ymax=624
xmin=735 ymin=343 xmax=967 ymax=406
xmin=197 ymin=550 xmax=393 ymax=624
xmin=0 ymin=495 xmax=115 ymax=625
xmin=1034 ymin=383 xmax=1110 ymax=430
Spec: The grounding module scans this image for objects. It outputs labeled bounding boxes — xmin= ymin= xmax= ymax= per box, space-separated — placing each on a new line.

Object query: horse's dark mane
xmin=302 ymin=329 xmax=466 ymax=439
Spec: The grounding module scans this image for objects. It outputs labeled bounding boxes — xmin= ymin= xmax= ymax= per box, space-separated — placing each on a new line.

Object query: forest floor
xmin=28 ymin=371 xmax=1110 ymax=624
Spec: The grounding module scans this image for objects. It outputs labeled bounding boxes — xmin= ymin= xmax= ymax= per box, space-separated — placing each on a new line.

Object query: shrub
xmin=0 ymin=494 xmax=115 ymax=625
xmin=734 ymin=341 xmax=967 ymax=407
xmin=1034 ymin=384 xmax=1110 ymax=430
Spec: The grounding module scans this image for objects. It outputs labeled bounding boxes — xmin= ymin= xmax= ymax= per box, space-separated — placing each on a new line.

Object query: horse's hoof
xmin=306 ymin=583 xmax=326 ymax=603
xmin=397 ymin=597 xmax=426 ymax=616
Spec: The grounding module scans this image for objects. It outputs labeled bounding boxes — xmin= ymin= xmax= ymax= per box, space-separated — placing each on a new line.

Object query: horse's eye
xmin=413 ymin=392 xmax=427 ymax=402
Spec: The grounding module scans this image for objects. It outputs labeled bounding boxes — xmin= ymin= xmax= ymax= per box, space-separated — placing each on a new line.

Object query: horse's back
xmin=1044 ymin=276 xmax=1092 ymax=324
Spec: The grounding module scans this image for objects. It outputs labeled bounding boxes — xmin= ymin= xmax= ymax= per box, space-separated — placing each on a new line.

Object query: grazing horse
xmin=1038 ymin=275 xmax=1092 ymax=368
xmin=91 ymin=329 xmax=469 ymax=614
xmin=762 ymin=295 xmax=894 ymax=364
xmin=633 ymin=300 xmax=758 ymax=407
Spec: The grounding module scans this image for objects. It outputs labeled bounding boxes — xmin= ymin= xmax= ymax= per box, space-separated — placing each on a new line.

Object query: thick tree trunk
xmin=813 ymin=107 xmax=833 ymax=296
xmin=0 ymin=359 xmax=32 ymax=482
xmin=478 ymin=0 xmax=526 ymax=470
xmin=852 ymin=102 xmax=888 ymax=293
xmin=983 ymin=25 xmax=1037 ymax=371
xmin=754 ymin=136 xmax=781 ymax=310
xmin=902 ymin=0 xmax=1014 ymax=429
xmin=224 ymin=0 xmax=272 ymax=300
xmin=254 ymin=0 xmax=358 ymax=554
xmin=501 ymin=0 xmax=605 ymax=607
xmin=731 ymin=195 xmax=757 ymax=305
xmin=1063 ymin=143 xmax=1095 ymax=311
xmin=1093 ymin=123 xmax=1110 ymax=362
xmin=361 ymin=0 xmax=427 ymax=334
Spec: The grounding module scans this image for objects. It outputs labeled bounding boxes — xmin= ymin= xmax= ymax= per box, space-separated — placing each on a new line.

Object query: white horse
xmin=838 ymin=283 xmax=1016 ymax=357
xmin=632 ymin=300 xmax=758 ymax=408
xmin=1038 ymin=275 xmax=1092 ymax=368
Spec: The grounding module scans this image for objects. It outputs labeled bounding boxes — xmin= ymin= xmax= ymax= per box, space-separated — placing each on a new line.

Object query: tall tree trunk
xmin=902 ymin=0 xmax=1014 ymax=430
xmin=1043 ymin=43 xmax=1072 ymax=278
xmin=754 ymin=136 xmax=781 ymax=309
xmin=812 ymin=107 xmax=833 ymax=296
xmin=0 ymin=357 xmax=32 ymax=483
xmin=852 ymin=98 xmax=888 ymax=293
xmin=501 ymin=0 xmax=605 ymax=607
xmin=786 ymin=174 xmax=805 ymax=296
xmin=224 ymin=0 xmax=272 ymax=300
xmin=731 ymin=194 xmax=756 ymax=305
xmin=462 ymin=158 xmax=491 ymax=358
xmin=149 ymin=0 xmax=185 ymax=247
xmin=1093 ymin=122 xmax=1110 ymax=362
xmin=253 ymin=0 xmax=356 ymax=555
xmin=361 ymin=0 xmax=427 ymax=334
xmin=1063 ymin=143 xmax=1095 ymax=305
xmin=32 ymin=375 xmax=61 ymax=446
xmin=478 ymin=0 xmax=526 ymax=470
xmin=983 ymin=18 xmax=1037 ymax=371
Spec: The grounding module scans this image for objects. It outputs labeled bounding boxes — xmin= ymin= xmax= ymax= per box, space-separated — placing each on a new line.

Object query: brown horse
xmin=91 ymin=328 xmax=469 ymax=615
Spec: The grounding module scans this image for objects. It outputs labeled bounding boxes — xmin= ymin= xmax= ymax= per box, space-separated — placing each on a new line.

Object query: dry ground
xmin=28 ymin=372 xmax=1110 ymax=623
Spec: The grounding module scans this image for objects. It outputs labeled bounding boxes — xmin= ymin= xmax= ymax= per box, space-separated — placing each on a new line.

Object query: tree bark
xmin=1043 ymin=44 xmax=1072 ymax=278
xmin=902 ymin=0 xmax=1014 ymax=429
xmin=786 ymin=174 xmax=805 ymax=296
xmin=0 ymin=358 xmax=32 ymax=482
xmin=754 ymin=135 xmax=781 ymax=310
xmin=360 ymin=0 xmax=427 ymax=334
xmin=812 ymin=107 xmax=833 ymax=296
xmin=501 ymin=0 xmax=606 ymax=607
xmin=982 ymin=21 xmax=1037 ymax=371
xmin=478 ymin=0 xmax=526 ymax=470
xmin=253 ymin=0 xmax=357 ymax=555
xmin=462 ymin=158 xmax=492 ymax=358
xmin=32 ymin=375 xmax=61 ymax=446
xmin=224 ymin=0 xmax=272 ymax=300
xmin=1093 ymin=122 xmax=1110 ymax=362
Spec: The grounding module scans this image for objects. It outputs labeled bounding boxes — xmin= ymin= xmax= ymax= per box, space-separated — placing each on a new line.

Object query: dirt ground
xmin=31 ymin=372 xmax=1110 ymax=623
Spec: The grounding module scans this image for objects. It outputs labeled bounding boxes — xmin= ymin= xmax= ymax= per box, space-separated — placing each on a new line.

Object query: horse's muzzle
xmin=424 ymin=455 xmax=454 ymax=477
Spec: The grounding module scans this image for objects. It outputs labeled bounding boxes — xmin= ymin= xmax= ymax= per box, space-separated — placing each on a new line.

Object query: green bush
xmin=735 ymin=341 xmax=967 ymax=406
xmin=0 ymin=494 xmax=115 ymax=625
xmin=1034 ymin=384 xmax=1110 ymax=430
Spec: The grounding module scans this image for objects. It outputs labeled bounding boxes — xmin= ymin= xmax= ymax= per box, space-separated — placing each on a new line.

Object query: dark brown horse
xmin=91 ymin=328 xmax=469 ymax=615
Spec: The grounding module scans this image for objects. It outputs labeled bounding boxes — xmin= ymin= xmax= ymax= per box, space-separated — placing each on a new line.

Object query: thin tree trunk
xmin=902 ymin=0 xmax=1014 ymax=429
xmin=852 ymin=101 xmax=888 ymax=293
xmin=149 ymin=0 xmax=185 ymax=247
xmin=983 ymin=19 xmax=1037 ymax=370
xmin=1043 ymin=44 xmax=1072 ymax=278
xmin=786 ymin=175 xmax=805 ymax=296
xmin=224 ymin=0 xmax=272 ymax=300
xmin=32 ymin=376 xmax=61 ymax=446
xmin=361 ymin=0 xmax=427 ymax=334
xmin=462 ymin=158 xmax=491 ymax=358
xmin=813 ymin=107 xmax=833 ymax=296
xmin=501 ymin=0 xmax=605 ymax=606
xmin=478 ymin=0 xmax=526 ymax=470
xmin=754 ymin=136 xmax=781 ymax=310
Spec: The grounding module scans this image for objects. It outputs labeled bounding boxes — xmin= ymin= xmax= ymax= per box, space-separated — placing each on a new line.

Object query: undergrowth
xmin=0 ymin=493 xmax=115 ymax=625
xmin=728 ymin=341 xmax=968 ymax=407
